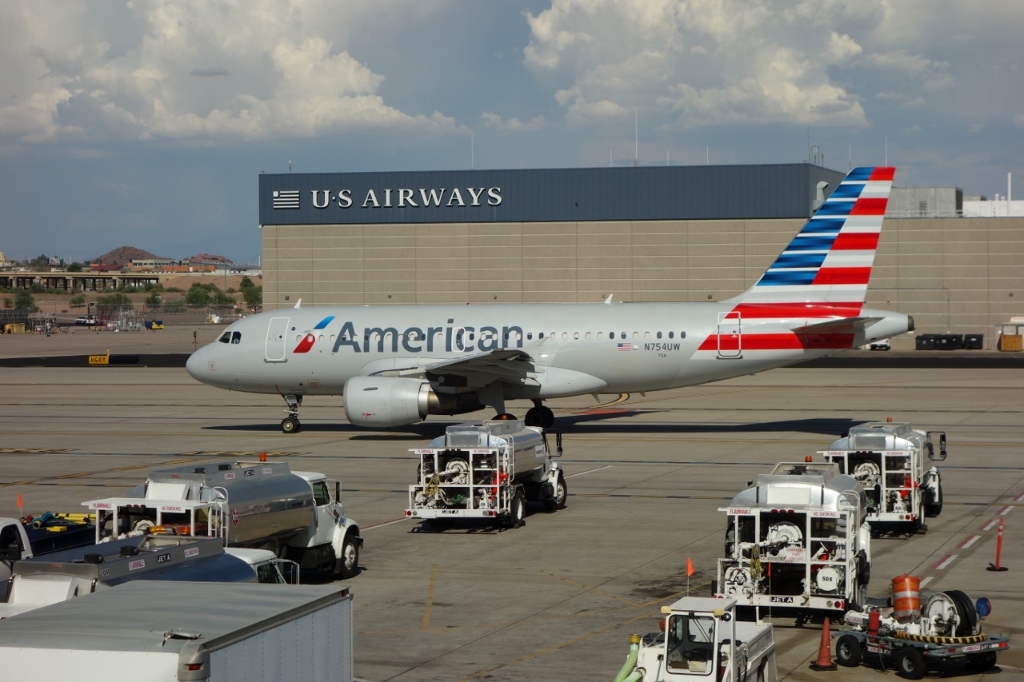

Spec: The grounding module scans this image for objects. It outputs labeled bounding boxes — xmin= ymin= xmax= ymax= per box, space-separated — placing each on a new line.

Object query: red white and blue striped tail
xmin=738 ymin=166 xmax=895 ymax=305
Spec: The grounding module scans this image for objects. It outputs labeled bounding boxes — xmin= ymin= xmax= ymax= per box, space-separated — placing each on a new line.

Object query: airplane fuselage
xmin=189 ymin=300 xmax=907 ymax=399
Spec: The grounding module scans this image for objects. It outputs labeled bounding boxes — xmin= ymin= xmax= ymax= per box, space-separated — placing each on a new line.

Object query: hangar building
xmin=258 ymin=164 xmax=1024 ymax=349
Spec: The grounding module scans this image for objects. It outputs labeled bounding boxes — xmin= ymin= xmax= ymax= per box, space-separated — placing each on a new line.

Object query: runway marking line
xmin=982 ymin=519 xmax=999 ymax=531
xmin=933 ymin=555 xmax=957 ymax=571
xmin=422 ymin=564 xmax=439 ymax=631
xmin=959 ymin=535 xmax=982 ymax=550
xmin=920 ymin=576 xmax=934 ymax=588
xmin=566 ymin=465 xmax=612 ymax=478
xmin=999 ymin=505 xmax=1013 ymax=516
xmin=363 ymin=517 xmax=408 ymax=531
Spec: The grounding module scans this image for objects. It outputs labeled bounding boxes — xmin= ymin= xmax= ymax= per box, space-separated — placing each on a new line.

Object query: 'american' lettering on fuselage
xmin=328 ymin=319 xmax=524 ymax=354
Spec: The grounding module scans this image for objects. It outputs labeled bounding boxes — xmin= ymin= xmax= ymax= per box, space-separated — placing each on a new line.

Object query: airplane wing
xmin=384 ymin=348 xmax=540 ymax=385
xmin=792 ymin=316 xmax=884 ymax=335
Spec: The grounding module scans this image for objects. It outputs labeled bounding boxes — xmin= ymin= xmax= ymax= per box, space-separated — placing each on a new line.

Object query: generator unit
xmin=714 ymin=462 xmax=871 ymax=614
xmin=819 ymin=421 xmax=945 ymax=534
xmin=406 ymin=420 xmax=566 ymax=528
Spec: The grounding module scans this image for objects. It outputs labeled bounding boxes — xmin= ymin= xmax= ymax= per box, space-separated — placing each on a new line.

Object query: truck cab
xmin=0 ymin=514 xmax=95 ymax=596
xmin=619 ymin=597 xmax=777 ymax=682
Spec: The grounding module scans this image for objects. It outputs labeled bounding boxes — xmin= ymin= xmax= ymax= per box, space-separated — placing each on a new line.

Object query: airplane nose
xmin=185 ymin=348 xmax=207 ymax=382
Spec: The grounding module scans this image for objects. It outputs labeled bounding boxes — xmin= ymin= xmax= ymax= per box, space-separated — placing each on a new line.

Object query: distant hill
xmin=186 ymin=253 xmax=233 ymax=264
xmin=91 ymin=246 xmax=167 ymax=266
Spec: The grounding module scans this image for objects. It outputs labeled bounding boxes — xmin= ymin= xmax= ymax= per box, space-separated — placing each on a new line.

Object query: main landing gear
xmin=281 ymin=394 xmax=302 ymax=433
xmin=492 ymin=403 xmax=554 ymax=429
xmin=524 ymin=401 xmax=555 ymax=429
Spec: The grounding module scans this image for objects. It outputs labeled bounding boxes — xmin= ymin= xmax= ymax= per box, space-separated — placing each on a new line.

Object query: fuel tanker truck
xmin=819 ymin=420 xmax=945 ymax=534
xmin=83 ymin=460 xmax=362 ymax=578
xmin=835 ymin=575 xmax=1009 ymax=678
xmin=714 ymin=461 xmax=872 ymax=615
xmin=406 ymin=419 xmax=566 ymax=528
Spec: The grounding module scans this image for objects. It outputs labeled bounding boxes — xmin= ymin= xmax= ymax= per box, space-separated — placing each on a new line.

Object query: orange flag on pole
xmin=686 ymin=558 xmax=695 ymax=577
xmin=16 ymin=493 xmax=23 ymax=510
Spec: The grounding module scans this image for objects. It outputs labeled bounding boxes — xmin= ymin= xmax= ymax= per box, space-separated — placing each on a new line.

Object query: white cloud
xmin=524 ymin=0 xmax=875 ymax=128
xmin=0 ymin=0 xmax=460 ymax=143
xmin=481 ymin=112 xmax=546 ymax=131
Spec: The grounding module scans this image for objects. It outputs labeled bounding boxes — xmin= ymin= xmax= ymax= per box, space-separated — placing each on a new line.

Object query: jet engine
xmin=343 ymin=376 xmax=482 ymax=428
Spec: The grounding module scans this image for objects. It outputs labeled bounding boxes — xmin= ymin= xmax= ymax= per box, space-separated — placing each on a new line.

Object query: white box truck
xmin=0 ymin=581 xmax=353 ymax=682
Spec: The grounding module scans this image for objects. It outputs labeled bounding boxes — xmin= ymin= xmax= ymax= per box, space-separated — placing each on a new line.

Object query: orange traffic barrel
xmin=892 ymin=574 xmax=921 ymax=621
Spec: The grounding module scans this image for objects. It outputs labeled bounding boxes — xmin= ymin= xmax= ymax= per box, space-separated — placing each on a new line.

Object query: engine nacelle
xmin=343 ymin=376 xmax=481 ymax=428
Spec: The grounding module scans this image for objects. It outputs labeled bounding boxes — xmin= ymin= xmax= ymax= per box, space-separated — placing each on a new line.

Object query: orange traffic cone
xmin=809 ymin=616 xmax=837 ymax=671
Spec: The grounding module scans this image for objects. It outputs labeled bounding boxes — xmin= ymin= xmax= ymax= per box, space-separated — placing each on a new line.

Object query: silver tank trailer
xmin=430 ymin=420 xmax=548 ymax=482
xmin=129 ymin=462 xmax=314 ymax=547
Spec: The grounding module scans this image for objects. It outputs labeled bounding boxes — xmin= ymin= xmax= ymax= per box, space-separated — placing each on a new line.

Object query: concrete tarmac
xmin=1 ymin=340 xmax=1022 ymax=680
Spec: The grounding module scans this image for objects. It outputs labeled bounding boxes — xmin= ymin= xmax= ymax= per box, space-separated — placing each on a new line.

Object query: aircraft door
xmin=716 ymin=311 xmax=742 ymax=359
xmin=265 ymin=317 xmax=289 ymax=362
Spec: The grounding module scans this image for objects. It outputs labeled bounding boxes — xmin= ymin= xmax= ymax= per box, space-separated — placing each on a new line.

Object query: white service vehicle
xmin=819 ymin=421 xmax=945 ymax=534
xmin=406 ymin=420 xmax=566 ymax=528
xmin=84 ymin=460 xmax=361 ymax=578
xmin=613 ymin=596 xmax=777 ymax=682
xmin=836 ymin=576 xmax=1009 ymax=678
xmin=0 ymin=536 xmax=295 ymax=620
xmin=714 ymin=462 xmax=872 ymax=614
xmin=0 ymin=581 xmax=353 ymax=682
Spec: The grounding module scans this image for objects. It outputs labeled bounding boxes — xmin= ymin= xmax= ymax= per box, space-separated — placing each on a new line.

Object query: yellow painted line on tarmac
xmin=421 ymin=564 xmax=439 ymax=631
xmin=0 ymin=481 xmax=34 ymax=488
xmin=540 ymin=569 xmax=639 ymax=607
xmin=586 ymin=393 xmax=631 ymax=409
xmin=55 ymin=472 xmax=93 ymax=479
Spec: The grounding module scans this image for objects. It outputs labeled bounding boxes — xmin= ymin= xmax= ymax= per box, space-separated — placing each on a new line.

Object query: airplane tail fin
xmin=735 ymin=166 xmax=895 ymax=308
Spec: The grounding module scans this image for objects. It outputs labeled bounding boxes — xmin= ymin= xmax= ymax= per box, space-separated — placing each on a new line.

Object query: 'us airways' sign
xmin=272 ymin=186 xmax=502 ymax=210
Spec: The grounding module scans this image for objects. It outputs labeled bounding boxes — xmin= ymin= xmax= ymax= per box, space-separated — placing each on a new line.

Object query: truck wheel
xmin=544 ymin=473 xmax=567 ymax=512
xmin=925 ymin=483 xmax=943 ymax=517
xmin=509 ymin=490 xmax=526 ymax=529
xmin=835 ymin=634 xmax=863 ymax=667
xmin=339 ymin=533 xmax=359 ymax=579
xmin=968 ymin=652 xmax=997 ymax=672
xmin=896 ymin=646 xmax=925 ymax=680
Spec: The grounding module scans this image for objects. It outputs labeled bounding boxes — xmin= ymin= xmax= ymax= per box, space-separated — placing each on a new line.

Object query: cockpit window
xmin=231 ymin=332 xmax=241 ymax=344
xmin=219 ymin=332 xmax=231 ymax=343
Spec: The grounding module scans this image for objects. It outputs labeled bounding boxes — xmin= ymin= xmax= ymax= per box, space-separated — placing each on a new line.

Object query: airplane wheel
xmin=281 ymin=417 xmax=300 ymax=433
xmin=525 ymin=406 xmax=555 ymax=429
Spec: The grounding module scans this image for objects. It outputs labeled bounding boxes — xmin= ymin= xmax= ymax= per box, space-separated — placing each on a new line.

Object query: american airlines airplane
xmin=186 ymin=166 xmax=912 ymax=433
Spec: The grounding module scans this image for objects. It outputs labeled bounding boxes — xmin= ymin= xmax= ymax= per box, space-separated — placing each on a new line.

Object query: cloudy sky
xmin=1 ymin=0 xmax=1021 ymax=263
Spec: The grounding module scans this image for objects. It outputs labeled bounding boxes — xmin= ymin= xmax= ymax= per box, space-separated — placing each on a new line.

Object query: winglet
xmin=293 ymin=298 xmax=302 ymax=309
xmin=604 ymin=294 xmax=614 ymax=305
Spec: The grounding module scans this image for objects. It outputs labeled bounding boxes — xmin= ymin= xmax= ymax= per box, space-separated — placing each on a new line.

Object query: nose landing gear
xmin=281 ymin=394 xmax=302 ymax=433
